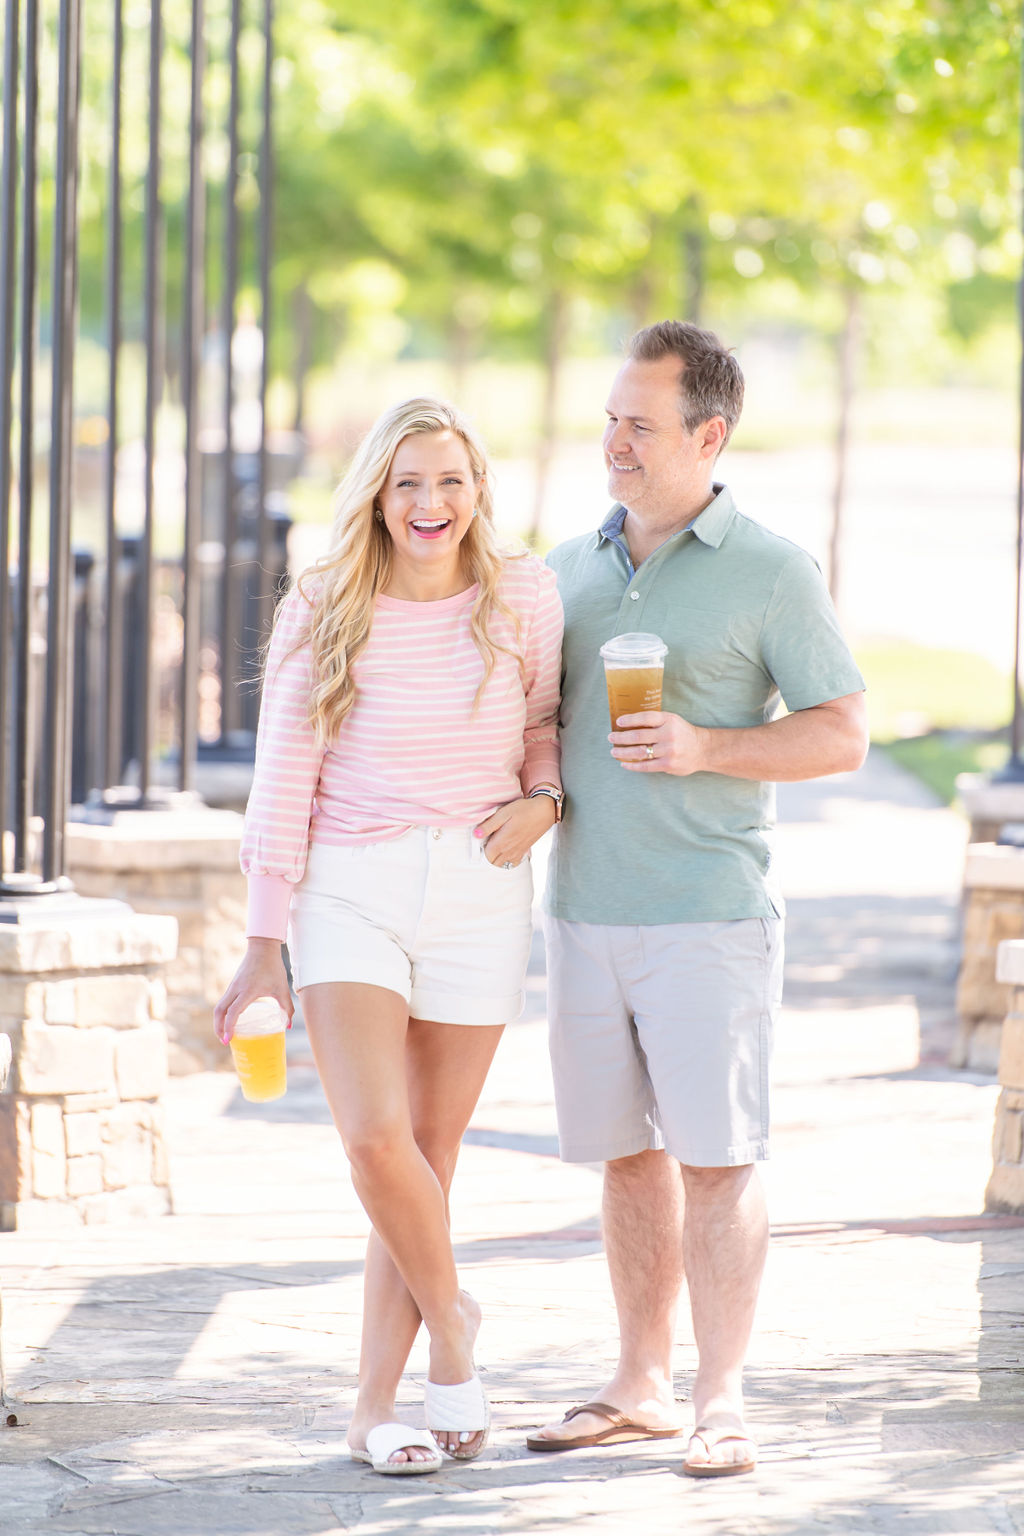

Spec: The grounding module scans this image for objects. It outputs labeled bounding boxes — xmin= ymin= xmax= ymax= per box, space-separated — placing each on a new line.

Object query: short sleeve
xmin=759 ymin=551 xmax=865 ymax=713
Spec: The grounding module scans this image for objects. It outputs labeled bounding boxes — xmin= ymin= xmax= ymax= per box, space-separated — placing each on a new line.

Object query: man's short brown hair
xmin=628 ymin=321 xmax=744 ymax=446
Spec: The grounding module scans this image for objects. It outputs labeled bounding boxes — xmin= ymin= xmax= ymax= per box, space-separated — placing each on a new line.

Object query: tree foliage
xmin=58 ymin=0 xmax=1024 ymax=382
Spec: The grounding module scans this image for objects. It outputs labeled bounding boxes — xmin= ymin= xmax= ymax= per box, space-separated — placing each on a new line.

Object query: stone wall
xmin=66 ymin=808 xmax=247 ymax=1073
xmin=954 ymin=843 xmax=1024 ymax=1073
xmin=0 ymin=903 xmax=178 ymax=1230
xmin=987 ymin=938 xmax=1024 ymax=1212
xmin=957 ymin=773 xmax=1024 ymax=848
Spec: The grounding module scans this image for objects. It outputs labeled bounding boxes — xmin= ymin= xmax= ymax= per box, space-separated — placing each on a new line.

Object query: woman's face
xmin=378 ymin=430 xmax=480 ymax=577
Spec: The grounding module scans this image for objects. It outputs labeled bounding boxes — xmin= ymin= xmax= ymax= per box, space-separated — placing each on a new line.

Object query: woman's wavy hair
xmin=290 ymin=396 xmax=522 ymax=746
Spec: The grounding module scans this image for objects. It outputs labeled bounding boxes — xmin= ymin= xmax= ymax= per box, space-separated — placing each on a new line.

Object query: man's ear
xmin=700 ymin=416 xmax=728 ymax=460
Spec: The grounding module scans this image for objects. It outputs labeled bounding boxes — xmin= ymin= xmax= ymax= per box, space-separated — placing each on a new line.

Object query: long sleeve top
xmin=240 ymin=554 xmax=564 ymax=939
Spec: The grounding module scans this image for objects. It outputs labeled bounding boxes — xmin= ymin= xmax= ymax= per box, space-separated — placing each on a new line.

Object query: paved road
xmin=2 ymin=750 xmax=1023 ymax=1535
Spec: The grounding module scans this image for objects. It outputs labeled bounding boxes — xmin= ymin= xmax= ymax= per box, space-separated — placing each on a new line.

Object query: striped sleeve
xmin=518 ymin=559 xmax=564 ymax=795
xmin=240 ymin=584 xmax=326 ymax=939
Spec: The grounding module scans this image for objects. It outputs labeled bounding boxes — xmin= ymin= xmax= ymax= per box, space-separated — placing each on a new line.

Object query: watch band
xmin=528 ymin=785 xmax=564 ymax=822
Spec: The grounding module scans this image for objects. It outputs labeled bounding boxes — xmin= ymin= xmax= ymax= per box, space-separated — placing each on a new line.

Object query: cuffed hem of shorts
xmin=291 ymin=965 xmax=411 ymax=1001
xmin=409 ymin=987 xmax=524 ymax=1027
xmin=662 ymin=1137 xmax=770 ymax=1168
xmin=556 ymin=1129 xmax=664 ymax=1165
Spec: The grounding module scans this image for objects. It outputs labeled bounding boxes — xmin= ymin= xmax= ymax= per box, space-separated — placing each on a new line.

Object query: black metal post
xmin=39 ymin=0 xmax=82 ymax=887
xmin=998 ymin=3 xmax=1024 ymax=782
xmin=13 ymin=0 xmax=39 ymax=871
xmin=101 ymin=0 xmax=124 ymax=791
xmin=70 ymin=548 xmax=97 ymax=806
xmin=137 ymin=0 xmax=163 ymax=802
xmin=256 ymin=0 xmax=274 ymax=639
xmin=0 ymin=0 xmax=21 ymax=879
xmin=219 ymin=0 xmax=242 ymax=742
xmin=178 ymin=0 xmax=206 ymax=794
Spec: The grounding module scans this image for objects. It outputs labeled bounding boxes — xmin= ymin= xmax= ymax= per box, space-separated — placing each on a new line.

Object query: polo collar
xmin=597 ymin=483 xmax=737 ymax=553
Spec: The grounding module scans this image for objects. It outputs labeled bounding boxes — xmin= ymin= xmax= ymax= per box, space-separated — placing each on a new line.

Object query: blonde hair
xmin=291 ymin=397 xmax=521 ymax=746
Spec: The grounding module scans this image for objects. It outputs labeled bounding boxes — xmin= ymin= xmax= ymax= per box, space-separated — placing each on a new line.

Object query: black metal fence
xmin=0 ymin=0 xmax=281 ymax=899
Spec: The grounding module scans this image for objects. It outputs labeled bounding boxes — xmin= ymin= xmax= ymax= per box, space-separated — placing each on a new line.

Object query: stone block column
xmin=987 ymin=939 xmax=1024 ymax=1212
xmin=954 ymin=843 xmax=1024 ymax=1073
xmin=65 ymin=808 xmax=247 ymax=1073
xmin=0 ymin=904 xmax=178 ymax=1231
xmin=957 ymin=774 xmax=1024 ymax=848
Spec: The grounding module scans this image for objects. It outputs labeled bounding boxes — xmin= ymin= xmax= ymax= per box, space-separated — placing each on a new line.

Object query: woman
xmin=214 ymin=397 xmax=563 ymax=1476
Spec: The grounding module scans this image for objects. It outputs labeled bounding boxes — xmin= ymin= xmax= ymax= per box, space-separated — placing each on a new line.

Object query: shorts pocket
xmin=479 ymin=844 xmax=531 ymax=872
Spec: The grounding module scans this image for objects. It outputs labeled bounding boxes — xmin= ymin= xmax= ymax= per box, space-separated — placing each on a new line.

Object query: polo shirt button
xmin=431 ymin=828 xmax=442 ymax=840
xmin=629 ymin=590 xmax=639 ymax=600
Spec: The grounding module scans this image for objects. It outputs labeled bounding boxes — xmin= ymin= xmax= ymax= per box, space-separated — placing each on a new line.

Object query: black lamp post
xmin=997 ymin=3 xmax=1024 ymax=782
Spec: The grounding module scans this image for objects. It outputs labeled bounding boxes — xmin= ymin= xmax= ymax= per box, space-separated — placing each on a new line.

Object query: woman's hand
xmin=474 ymin=794 xmax=557 ymax=867
xmin=214 ymin=938 xmax=294 ymax=1044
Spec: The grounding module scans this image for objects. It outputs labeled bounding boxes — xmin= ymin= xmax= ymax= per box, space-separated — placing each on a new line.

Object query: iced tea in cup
xmin=600 ymin=632 xmax=668 ymax=730
xmin=229 ymin=998 xmax=288 ymax=1103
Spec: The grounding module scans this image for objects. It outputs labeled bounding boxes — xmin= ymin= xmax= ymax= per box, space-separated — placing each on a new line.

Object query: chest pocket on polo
xmin=643 ymin=600 xmax=771 ymax=725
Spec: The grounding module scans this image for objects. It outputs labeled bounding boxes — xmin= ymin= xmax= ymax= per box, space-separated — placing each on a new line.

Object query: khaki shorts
xmin=289 ymin=828 xmax=534 ymax=1025
xmin=543 ymin=916 xmax=784 ymax=1168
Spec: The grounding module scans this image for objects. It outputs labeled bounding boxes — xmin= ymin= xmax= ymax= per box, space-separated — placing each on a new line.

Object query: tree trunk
xmin=681 ymin=199 xmax=705 ymax=326
xmin=828 ymin=286 xmax=860 ymax=613
xmin=447 ymin=314 xmax=474 ymax=402
xmin=527 ymin=289 xmax=568 ymax=548
xmin=291 ymin=284 xmax=312 ymax=436
xmin=630 ymin=267 xmax=654 ymax=331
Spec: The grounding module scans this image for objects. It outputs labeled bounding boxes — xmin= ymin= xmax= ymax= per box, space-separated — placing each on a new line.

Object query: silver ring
xmin=502 ymin=860 xmax=515 ymax=870
xmin=644 ymin=743 xmax=655 ymax=760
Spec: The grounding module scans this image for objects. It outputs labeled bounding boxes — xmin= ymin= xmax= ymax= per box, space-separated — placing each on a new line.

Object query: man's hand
xmin=610 ymin=711 xmax=707 ymax=775
xmin=610 ymin=691 xmax=868 ymax=782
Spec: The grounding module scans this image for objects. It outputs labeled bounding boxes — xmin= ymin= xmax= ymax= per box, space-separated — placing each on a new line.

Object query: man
xmin=527 ymin=321 xmax=867 ymax=1477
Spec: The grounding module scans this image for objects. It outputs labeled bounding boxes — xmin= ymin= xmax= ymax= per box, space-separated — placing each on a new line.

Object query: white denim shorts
xmin=288 ymin=828 xmax=534 ymax=1025
xmin=544 ymin=915 xmax=784 ymax=1168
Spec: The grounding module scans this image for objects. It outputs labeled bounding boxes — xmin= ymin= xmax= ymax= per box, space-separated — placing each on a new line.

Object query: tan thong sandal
xmin=526 ymin=1400 xmax=686 ymax=1453
xmin=683 ymin=1423 xmax=757 ymax=1478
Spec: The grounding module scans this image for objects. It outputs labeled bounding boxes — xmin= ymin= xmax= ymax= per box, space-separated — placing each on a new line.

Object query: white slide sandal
xmin=424 ymin=1374 xmax=491 ymax=1460
xmin=347 ymin=1422 xmax=444 ymax=1475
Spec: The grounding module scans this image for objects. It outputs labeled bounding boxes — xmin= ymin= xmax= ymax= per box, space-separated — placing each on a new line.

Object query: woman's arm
xmin=519 ymin=561 xmax=564 ymax=796
xmin=240 ymin=586 xmax=327 ymax=940
xmin=476 ymin=562 xmax=564 ymax=866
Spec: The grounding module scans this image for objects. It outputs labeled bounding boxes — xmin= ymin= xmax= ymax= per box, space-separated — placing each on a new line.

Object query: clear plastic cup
xmin=229 ymin=997 xmax=288 ymax=1103
xmin=599 ymin=632 xmax=669 ymax=729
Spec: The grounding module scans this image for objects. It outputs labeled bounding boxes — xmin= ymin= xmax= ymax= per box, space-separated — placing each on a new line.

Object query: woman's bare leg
xmin=302 ymin=982 xmax=501 ymax=1463
xmin=352 ymin=1017 xmax=503 ymax=1457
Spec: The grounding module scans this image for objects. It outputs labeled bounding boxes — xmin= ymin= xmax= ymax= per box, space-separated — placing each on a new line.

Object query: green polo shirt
xmin=545 ymin=484 xmax=865 ymax=925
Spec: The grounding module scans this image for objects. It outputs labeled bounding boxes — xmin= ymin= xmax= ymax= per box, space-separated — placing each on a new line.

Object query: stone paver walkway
xmin=2 ymin=749 xmax=1023 ymax=1535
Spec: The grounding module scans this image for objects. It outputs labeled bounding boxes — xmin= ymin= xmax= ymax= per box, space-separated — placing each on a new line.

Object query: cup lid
xmin=599 ymin=631 xmax=668 ymax=662
xmin=233 ymin=998 xmax=288 ymax=1036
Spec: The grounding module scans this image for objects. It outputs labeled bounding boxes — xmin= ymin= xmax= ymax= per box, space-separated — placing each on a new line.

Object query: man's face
xmin=602 ymin=355 xmax=722 ymax=521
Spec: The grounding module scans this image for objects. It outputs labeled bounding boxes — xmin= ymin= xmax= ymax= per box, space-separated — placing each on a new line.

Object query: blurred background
xmin=4 ymin=0 xmax=1022 ymax=813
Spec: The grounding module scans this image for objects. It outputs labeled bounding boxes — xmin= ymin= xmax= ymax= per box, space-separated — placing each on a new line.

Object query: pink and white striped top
xmin=241 ymin=554 xmax=564 ymax=938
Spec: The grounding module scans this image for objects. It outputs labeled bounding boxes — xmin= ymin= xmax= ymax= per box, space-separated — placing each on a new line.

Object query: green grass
xmin=856 ymin=643 xmax=1011 ymax=742
xmin=880 ymin=732 xmax=1008 ymax=806
xmin=855 ymin=642 xmax=1013 ymax=804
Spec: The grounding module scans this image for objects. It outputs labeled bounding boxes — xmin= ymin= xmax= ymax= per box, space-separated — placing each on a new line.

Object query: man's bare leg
xmin=680 ymin=1161 xmax=767 ymax=1473
xmin=528 ymin=1149 xmax=686 ymax=1445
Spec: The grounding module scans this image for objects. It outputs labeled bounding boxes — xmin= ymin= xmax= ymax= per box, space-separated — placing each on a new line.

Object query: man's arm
xmin=610 ymin=690 xmax=868 ymax=782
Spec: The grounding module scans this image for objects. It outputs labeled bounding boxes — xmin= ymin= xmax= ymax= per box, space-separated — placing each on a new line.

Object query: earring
xmin=472 ymin=507 xmax=479 ymax=518
xmin=374 ymin=507 xmax=383 ymax=522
